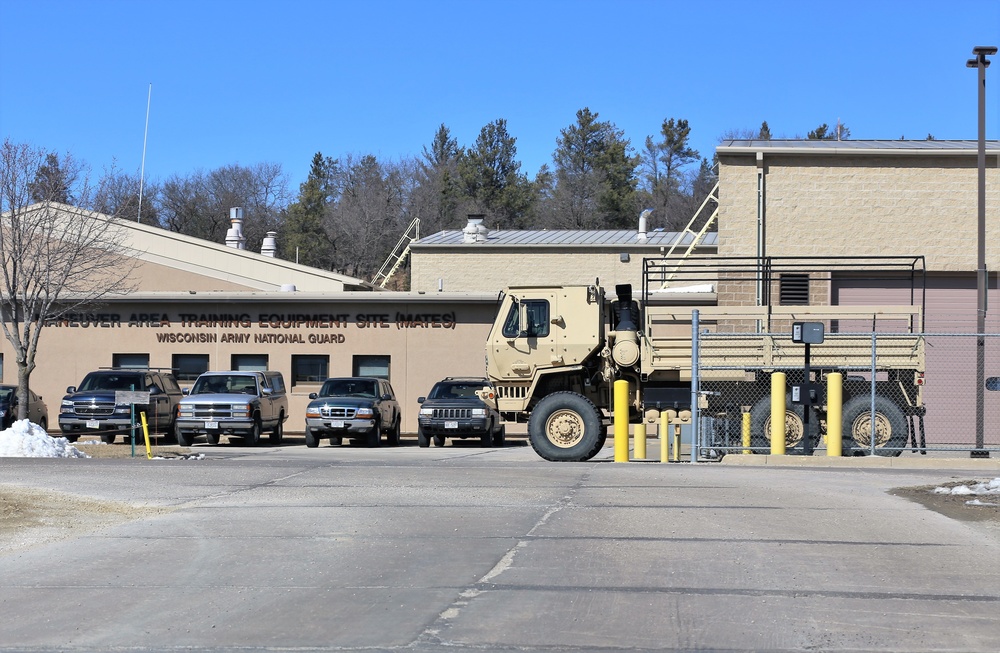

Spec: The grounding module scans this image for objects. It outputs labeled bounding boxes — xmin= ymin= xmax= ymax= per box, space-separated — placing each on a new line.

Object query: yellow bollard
xmin=742 ymin=412 xmax=751 ymax=454
xmin=614 ymin=379 xmax=630 ymax=462
xmin=660 ymin=412 xmax=669 ymax=463
xmin=634 ymin=422 xmax=646 ymax=460
xmin=770 ymin=372 xmax=786 ymax=455
xmin=140 ymin=411 xmax=152 ymax=459
xmin=827 ymin=372 xmax=843 ymax=457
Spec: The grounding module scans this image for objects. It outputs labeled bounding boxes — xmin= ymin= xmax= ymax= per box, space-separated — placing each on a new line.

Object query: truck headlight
xmin=114 ymin=404 xmax=131 ymax=414
xmin=419 ymin=408 xmax=433 ymax=416
xmin=231 ymin=403 xmax=250 ymax=418
xmin=306 ymin=407 xmax=321 ymax=418
xmin=356 ymin=407 xmax=374 ymax=418
xmin=60 ymin=400 xmax=74 ymax=413
xmin=178 ymin=407 xmax=193 ymax=418
xmin=471 ymin=408 xmax=487 ymax=417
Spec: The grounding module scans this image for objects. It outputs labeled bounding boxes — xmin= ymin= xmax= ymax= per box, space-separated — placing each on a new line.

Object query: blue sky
xmin=2 ymin=0 xmax=998 ymax=190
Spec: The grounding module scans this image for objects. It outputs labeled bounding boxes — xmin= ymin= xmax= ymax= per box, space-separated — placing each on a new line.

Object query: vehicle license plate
xmin=204 ymin=421 xmax=219 ymax=429
xmin=86 ymin=420 xmax=99 ymax=429
xmin=445 ymin=421 xmax=458 ymax=429
xmin=329 ymin=420 xmax=345 ymax=428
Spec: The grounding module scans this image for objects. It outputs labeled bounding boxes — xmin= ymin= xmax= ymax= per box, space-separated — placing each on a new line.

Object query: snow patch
xmin=0 ymin=420 xmax=89 ymax=458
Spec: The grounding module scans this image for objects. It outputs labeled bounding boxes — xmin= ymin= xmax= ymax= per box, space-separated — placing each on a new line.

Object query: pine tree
xmin=281 ymin=152 xmax=338 ymax=268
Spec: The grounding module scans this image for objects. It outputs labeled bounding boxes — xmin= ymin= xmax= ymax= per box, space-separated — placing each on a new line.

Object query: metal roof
xmin=717 ymin=139 xmax=1000 ymax=155
xmin=413 ymin=229 xmax=718 ymax=249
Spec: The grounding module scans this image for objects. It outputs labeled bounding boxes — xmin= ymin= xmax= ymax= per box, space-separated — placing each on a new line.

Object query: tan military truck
xmin=485 ymin=256 xmax=927 ymax=461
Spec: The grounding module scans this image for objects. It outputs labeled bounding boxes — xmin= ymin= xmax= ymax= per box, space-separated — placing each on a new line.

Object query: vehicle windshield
xmin=429 ymin=381 xmax=487 ymax=400
xmin=78 ymin=374 xmax=144 ymax=392
xmin=319 ymin=379 xmax=378 ymax=398
xmin=191 ymin=375 xmax=258 ymax=395
xmin=0 ymin=387 xmax=13 ymax=402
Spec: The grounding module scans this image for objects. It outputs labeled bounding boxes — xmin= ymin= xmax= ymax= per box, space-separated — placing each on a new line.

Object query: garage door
xmin=832 ymin=274 xmax=1000 ymax=449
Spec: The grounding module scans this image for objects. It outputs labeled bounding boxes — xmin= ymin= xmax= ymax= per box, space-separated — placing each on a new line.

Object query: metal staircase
xmin=658 ymin=180 xmax=720 ymax=288
xmin=371 ymin=217 xmax=420 ymax=288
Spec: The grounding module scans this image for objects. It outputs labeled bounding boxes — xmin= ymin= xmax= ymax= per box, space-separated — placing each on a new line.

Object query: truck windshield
xmin=429 ymin=382 xmax=485 ymax=399
xmin=78 ymin=374 xmax=143 ymax=392
xmin=191 ymin=375 xmax=258 ymax=395
xmin=319 ymin=379 xmax=377 ymax=398
xmin=501 ymin=299 xmax=549 ymax=338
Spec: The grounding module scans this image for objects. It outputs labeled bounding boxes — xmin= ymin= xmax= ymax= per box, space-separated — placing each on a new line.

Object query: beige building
xmin=4 ymin=141 xmax=998 ymax=442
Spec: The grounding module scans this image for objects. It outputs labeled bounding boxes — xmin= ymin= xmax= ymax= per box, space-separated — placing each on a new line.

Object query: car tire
xmin=206 ymin=431 xmax=220 ymax=445
xmin=332 ymin=435 xmax=343 ymax=446
xmin=100 ymin=433 xmax=116 ymax=445
xmin=38 ymin=418 xmax=48 ymax=432
xmin=417 ymin=426 xmax=429 ymax=447
xmin=480 ymin=423 xmax=492 ymax=448
xmin=367 ymin=421 xmax=381 ymax=448
xmin=492 ymin=424 xmax=506 ymax=447
xmin=433 ymin=433 xmax=446 ymax=447
xmin=269 ymin=414 xmax=284 ymax=445
xmin=305 ymin=430 xmax=319 ymax=448
xmin=175 ymin=424 xmax=193 ymax=447
xmin=387 ymin=417 xmax=401 ymax=446
xmin=63 ymin=433 xmax=79 ymax=443
xmin=244 ymin=418 xmax=261 ymax=446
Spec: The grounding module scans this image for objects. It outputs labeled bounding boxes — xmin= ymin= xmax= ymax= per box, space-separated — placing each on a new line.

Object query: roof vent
xmin=463 ymin=214 xmax=489 ymax=243
xmin=225 ymin=207 xmax=246 ymax=250
xmin=261 ymin=231 xmax=277 ymax=257
xmin=637 ymin=209 xmax=652 ymax=242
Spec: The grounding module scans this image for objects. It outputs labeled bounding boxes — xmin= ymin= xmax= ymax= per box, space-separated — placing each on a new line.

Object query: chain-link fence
xmin=692 ymin=325 xmax=1000 ymax=458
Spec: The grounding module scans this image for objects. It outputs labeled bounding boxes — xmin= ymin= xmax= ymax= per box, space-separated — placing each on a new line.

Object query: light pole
xmin=966 ymin=46 xmax=996 ymax=458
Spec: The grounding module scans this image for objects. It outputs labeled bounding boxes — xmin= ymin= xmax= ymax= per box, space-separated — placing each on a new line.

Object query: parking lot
xmin=1 ymin=438 xmax=999 ymax=652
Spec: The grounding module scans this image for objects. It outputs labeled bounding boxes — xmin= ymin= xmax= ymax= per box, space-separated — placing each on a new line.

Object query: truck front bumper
xmin=417 ymin=417 xmax=490 ymax=435
xmin=59 ymin=417 xmax=133 ymax=433
xmin=305 ymin=417 xmax=377 ymax=435
xmin=175 ymin=418 xmax=255 ymax=436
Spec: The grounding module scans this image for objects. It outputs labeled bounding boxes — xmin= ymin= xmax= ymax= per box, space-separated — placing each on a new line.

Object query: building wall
xmin=1 ymin=296 xmax=497 ymax=436
xmin=411 ymin=249 xmax=665 ymax=294
xmin=718 ymin=154 xmax=1000 ymax=270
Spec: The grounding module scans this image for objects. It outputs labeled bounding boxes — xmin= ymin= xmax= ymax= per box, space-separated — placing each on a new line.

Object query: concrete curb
xmin=719 ymin=453 xmax=1000 ymax=470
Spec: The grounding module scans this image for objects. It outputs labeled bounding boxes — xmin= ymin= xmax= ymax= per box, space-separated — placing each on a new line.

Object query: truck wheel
xmin=480 ymin=422 xmax=492 ymax=447
xmin=305 ymin=430 xmax=319 ymax=448
xmin=332 ymin=436 xmax=343 ymax=446
xmin=367 ymin=421 xmax=381 ymax=448
xmin=492 ymin=424 xmax=506 ymax=447
xmin=269 ymin=414 xmax=284 ymax=445
xmin=387 ymin=418 xmax=401 ymax=446
xmin=244 ymin=419 xmax=261 ymax=446
xmin=749 ymin=395 xmax=810 ymax=452
xmin=63 ymin=433 xmax=79 ymax=443
xmin=101 ymin=433 xmax=116 ymax=445
xmin=841 ymin=395 xmax=907 ymax=456
xmin=175 ymin=425 xmax=193 ymax=447
xmin=417 ymin=426 xmax=429 ymax=447
xmin=433 ymin=433 xmax=446 ymax=447
xmin=528 ymin=392 xmax=604 ymax=462
xmin=206 ymin=432 xmax=220 ymax=445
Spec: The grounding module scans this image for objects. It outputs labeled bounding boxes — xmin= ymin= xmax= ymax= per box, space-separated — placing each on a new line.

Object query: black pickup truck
xmin=58 ymin=369 xmax=183 ymax=443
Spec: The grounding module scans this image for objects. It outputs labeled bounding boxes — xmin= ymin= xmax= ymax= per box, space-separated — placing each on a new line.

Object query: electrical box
xmin=792 ymin=321 xmax=824 ymax=344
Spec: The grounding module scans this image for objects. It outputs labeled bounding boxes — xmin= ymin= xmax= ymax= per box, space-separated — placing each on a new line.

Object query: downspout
xmin=756 ymin=151 xmax=766 ymax=332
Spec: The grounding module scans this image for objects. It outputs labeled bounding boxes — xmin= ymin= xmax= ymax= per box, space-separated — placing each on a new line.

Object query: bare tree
xmin=0 ymin=139 xmax=138 ymax=422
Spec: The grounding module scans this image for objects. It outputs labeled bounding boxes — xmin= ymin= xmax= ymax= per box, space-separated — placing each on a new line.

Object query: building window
xmin=113 ymin=353 xmax=150 ymax=369
xmin=353 ymin=355 xmax=390 ymax=379
xmin=172 ymin=354 xmax=209 ymax=381
xmin=232 ymin=354 xmax=268 ymax=371
xmin=779 ymin=274 xmax=810 ymax=306
xmin=292 ymin=355 xmax=328 ymax=384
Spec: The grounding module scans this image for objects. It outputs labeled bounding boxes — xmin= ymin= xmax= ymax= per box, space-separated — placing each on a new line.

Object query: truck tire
xmin=433 ymin=433 xmax=446 ymax=447
xmin=269 ymin=414 xmax=284 ymax=445
xmin=63 ymin=433 xmax=79 ymax=443
xmin=332 ymin=435 xmax=343 ymax=446
xmin=366 ymin=421 xmax=381 ymax=448
xmin=749 ymin=395 xmax=812 ymax=452
xmin=387 ymin=417 xmax=401 ymax=446
xmin=175 ymin=425 xmax=193 ymax=447
xmin=101 ymin=433 xmax=116 ymax=444
xmin=841 ymin=395 xmax=907 ymax=456
xmin=305 ymin=430 xmax=319 ymax=448
xmin=528 ymin=392 xmax=604 ymax=462
xmin=244 ymin=419 xmax=261 ymax=446
xmin=206 ymin=431 xmax=220 ymax=445
xmin=417 ymin=426 xmax=430 ymax=447
xmin=481 ymin=421 xmax=493 ymax=447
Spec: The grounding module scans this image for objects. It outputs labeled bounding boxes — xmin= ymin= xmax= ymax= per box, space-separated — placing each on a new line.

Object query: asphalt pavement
xmin=1 ymin=439 xmax=998 ymax=652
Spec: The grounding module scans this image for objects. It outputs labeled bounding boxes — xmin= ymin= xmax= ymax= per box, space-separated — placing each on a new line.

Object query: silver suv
xmin=175 ymin=371 xmax=288 ymax=446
